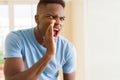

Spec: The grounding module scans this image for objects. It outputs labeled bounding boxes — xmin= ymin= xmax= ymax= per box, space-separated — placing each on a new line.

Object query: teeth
xmin=54 ymin=28 xmax=59 ymax=31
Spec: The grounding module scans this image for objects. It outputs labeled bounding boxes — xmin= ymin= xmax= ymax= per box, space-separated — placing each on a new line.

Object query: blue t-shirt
xmin=5 ymin=28 xmax=76 ymax=80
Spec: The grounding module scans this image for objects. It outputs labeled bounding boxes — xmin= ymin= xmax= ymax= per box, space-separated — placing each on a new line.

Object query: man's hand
xmin=42 ymin=20 xmax=56 ymax=54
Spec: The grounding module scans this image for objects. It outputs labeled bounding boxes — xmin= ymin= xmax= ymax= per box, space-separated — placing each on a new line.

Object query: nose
xmin=53 ymin=19 xmax=62 ymax=29
xmin=55 ymin=18 xmax=61 ymax=25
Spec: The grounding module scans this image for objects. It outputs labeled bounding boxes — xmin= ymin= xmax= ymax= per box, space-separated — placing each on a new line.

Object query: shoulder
xmin=6 ymin=28 xmax=33 ymax=40
xmin=57 ymin=35 xmax=76 ymax=58
xmin=5 ymin=28 xmax=34 ymax=46
xmin=57 ymin=35 xmax=75 ymax=49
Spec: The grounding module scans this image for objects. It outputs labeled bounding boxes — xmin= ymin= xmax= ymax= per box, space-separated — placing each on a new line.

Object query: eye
xmin=47 ymin=15 xmax=56 ymax=19
xmin=60 ymin=17 xmax=65 ymax=21
xmin=46 ymin=15 xmax=65 ymax=21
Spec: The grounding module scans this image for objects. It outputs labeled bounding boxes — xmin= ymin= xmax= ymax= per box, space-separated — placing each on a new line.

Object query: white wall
xmin=84 ymin=0 xmax=120 ymax=80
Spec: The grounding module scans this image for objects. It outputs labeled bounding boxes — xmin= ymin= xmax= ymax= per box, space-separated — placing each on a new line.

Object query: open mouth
xmin=53 ymin=29 xmax=59 ymax=38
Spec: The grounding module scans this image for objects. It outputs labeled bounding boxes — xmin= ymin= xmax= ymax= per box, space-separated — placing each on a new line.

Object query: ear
xmin=35 ymin=15 xmax=39 ymax=24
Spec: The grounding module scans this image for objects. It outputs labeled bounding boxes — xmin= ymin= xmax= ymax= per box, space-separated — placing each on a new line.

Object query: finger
xmin=44 ymin=20 xmax=55 ymax=42
xmin=47 ymin=20 xmax=56 ymax=36
xmin=50 ymin=20 xmax=56 ymax=27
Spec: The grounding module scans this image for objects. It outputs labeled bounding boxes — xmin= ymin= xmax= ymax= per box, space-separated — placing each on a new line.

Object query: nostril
xmin=53 ymin=25 xmax=61 ymax=30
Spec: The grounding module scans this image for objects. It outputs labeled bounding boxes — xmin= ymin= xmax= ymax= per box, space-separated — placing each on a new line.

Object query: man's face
xmin=35 ymin=4 xmax=65 ymax=40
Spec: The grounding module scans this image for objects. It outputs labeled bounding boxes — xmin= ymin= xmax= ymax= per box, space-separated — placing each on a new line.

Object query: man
xmin=4 ymin=0 xmax=76 ymax=80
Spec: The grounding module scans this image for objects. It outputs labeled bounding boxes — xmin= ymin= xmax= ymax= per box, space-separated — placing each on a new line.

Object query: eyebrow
xmin=45 ymin=13 xmax=65 ymax=17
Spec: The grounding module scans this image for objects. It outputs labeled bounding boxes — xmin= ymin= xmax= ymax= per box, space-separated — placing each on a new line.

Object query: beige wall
xmin=72 ymin=1 xmax=84 ymax=80
xmin=62 ymin=0 xmax=84 ymax=80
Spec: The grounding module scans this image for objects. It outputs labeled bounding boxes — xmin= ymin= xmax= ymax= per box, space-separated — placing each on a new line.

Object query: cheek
xmin=39 ymin=21 xmax=50 ymax=31
xmin=38 ymin=18 xmax=53 ymax=30
xmin=43 ymin=20 xmax=52 ymax=28
xmin=41 ymin=18 xmax=50 ymax=25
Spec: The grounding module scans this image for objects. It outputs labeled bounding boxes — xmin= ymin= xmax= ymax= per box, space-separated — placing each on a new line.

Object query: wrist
xmin=46 ymin=51 xmax=54 ymax=58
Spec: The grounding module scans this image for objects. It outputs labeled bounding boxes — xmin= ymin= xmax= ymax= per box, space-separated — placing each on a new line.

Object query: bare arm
xmin=4 ymin=21 xmax=55 ymax=80
xmin=63 ymin=72 xmax=75 ymax=80
xmin=4 ymin=52 xmax=53 ymax=80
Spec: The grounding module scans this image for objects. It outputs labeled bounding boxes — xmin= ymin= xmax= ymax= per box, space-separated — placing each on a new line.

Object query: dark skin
xmin=4 ymin=3 xmax=75 ymax=80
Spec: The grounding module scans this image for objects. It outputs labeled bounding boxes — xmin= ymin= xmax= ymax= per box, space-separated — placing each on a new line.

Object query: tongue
xmin=53 ymin=30 xmax=57 ymax=37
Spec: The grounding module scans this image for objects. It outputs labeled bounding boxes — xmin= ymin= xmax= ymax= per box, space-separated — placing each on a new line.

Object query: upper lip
xmin=53 ymin=28 xmax=59 ymax=31
xmin=53 ymin=26 xmax=61 ymax=31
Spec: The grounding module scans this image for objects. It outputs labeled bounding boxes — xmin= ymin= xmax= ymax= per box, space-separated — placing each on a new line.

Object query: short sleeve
xmin=4 ymin=32 xmax=22 ymax=58
xmin=62 ymin=45 xmax=76 ymax=73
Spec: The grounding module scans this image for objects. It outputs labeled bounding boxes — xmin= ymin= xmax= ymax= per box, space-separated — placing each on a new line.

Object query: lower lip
xmin=53 ymin=31 xmax=59 ymax=37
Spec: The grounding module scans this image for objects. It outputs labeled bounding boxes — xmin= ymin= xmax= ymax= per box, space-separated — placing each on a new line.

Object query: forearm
xmin=63 ymin=72 xmax=75 ymax=80
xmin=6 ymin=52 xmax=54 ymax=80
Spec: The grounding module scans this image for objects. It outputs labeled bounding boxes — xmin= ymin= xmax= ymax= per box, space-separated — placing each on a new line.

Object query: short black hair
xmin=37 ymin=0 xmax=65 ymax=8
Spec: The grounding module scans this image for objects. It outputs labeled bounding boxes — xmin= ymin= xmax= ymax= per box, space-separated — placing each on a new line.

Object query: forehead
xmin=38 ymin=4 xmax=64 ymax=16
